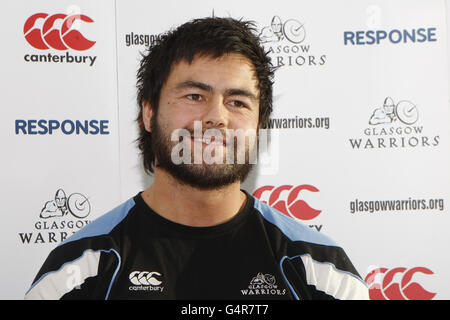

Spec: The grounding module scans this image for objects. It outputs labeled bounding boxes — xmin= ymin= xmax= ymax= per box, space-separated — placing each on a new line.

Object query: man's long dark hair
xmin=136 ymin=17 xmax=275 ymax=174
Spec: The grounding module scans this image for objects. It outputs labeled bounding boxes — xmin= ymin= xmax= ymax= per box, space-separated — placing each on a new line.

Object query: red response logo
xmin=253 ymin=185 xmax=321 ymax=220
xmin=23 ymin=13 xmax=95 ymax=51
xmin=365 ymin=267 xmax=437 ymax=300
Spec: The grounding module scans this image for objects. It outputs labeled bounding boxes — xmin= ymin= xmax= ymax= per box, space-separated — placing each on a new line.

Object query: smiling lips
xmin=191 ymin=135 xmax=226 ymax=147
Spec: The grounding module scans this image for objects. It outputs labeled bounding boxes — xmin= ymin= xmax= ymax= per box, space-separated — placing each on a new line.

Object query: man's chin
xmin=156 ymin=162 xmax=254 ymax=190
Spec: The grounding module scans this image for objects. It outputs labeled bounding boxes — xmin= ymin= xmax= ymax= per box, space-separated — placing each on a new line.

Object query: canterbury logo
xmin=129 ymin=271 xmax=163 ymax=286
xmin=365 ymin=267 xmax=436 ymax=300
xmin=253 ymin=185 xmax=321 ymax=220
xmin=23 ymin=13 xmax=95 ymax=51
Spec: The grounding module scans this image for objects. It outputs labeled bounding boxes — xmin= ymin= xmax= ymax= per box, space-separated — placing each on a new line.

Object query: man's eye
xmin=187 ymin=94 xmax=202 ymax=101
xmin=229 ymin=100 xmax=246 ymax=108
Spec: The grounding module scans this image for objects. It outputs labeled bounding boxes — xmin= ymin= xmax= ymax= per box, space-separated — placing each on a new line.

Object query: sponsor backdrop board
xmin=0 ymin=0 xmax=121 ymax=299
xmin=0 ymin=0 xmax=448 ymax=299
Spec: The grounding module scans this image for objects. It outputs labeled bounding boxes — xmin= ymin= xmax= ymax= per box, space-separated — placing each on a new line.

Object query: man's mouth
xmin=191 ymin=135 xmax=226 ymax=147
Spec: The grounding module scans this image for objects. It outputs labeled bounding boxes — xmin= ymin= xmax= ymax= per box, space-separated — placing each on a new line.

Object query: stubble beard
xmin=150 ymin=115 xmax=256 ymax=190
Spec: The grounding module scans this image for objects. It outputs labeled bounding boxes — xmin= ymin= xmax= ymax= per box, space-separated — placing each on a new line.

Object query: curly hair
xmin=136 ymin=17 xmax=275 ymax=174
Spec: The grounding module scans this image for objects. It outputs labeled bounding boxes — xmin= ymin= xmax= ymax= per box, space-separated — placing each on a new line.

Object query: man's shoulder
xmin=25 ymin=196 xmax=138 ymax=300
xmin=251 ymin=196 xmax=369 ymax=299
xmin=60 ymin=196 xmax=137 ymax=247
xmin=251 ymin=195 xmax=338 ymax=248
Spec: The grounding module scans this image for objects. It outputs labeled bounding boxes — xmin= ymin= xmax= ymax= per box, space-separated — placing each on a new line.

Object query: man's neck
xmin=141 ymin=169 xmax=247 ymax=227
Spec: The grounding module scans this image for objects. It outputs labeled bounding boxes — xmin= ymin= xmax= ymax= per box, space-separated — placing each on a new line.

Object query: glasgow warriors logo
xmin=349 ymin=96 xmax=439 ymax=150
xmin=369 ymin=97 xmax=419 ymax=126
xmin=18 ymin=188 xmax=92 ymax=244
xmin=241 ymin=272 xmax=286 ymax=296
xmin=40 ymin=188 xmax=91 ymax=219
xmin=257 ymin=16 xmax=326 ymax=68
xmin=258 ymin=16 xmax=306 ymax=44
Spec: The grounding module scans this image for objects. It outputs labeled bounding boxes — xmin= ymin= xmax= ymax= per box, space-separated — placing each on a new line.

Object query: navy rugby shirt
xmin=25 ymin=191 xmax=369 ymax=300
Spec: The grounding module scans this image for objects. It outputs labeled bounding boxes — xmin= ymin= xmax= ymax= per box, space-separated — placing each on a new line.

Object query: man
xmin=25 ymin=17 xmax=369 ymax=300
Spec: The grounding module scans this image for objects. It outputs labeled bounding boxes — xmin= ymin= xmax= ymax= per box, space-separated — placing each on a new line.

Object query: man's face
xmin=142 ymin=53 xmax=260 ymax=189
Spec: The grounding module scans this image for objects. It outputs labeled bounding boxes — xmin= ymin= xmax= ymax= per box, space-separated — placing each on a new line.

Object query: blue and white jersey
xmin=25 ymin=191 xmax=369 ymax=300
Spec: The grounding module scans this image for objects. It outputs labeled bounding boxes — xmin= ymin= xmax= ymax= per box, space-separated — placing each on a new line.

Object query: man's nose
xmin=202 ymin=96 xmax=227 ymax=128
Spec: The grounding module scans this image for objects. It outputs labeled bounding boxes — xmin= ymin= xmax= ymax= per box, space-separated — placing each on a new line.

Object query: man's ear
xmin=142 ymin=100 xmax=154 ymax=132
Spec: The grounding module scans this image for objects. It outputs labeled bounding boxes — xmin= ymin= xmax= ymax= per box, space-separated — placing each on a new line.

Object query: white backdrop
xmin=0 ymin=0 xmax=449 ymax=300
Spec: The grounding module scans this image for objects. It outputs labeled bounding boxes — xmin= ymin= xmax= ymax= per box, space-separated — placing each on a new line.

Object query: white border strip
xmin=300 ymin=254 xmax=369 ymax=300
xmin=25 ymin=250 xmax=102 ymax=300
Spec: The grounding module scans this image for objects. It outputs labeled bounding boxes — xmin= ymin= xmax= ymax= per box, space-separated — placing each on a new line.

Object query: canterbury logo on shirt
xmin=128 ymin=271 xmax=164 ymax=292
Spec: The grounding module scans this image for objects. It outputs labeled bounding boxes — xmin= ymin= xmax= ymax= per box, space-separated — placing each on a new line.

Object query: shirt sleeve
xmin=24 ymin=241 xmax=120 ymax=300
xmin=281 ymin=251 xmax=369 ymax=300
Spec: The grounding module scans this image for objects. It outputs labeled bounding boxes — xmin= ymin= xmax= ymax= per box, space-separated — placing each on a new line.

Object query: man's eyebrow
xmin=224 ymin=88 xmax=258 ymax=101
xmin=175 ymin=80 xmax=258 ymax=101
xmin=175 ymin=80 xmax=212 ymax=92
